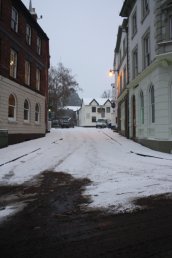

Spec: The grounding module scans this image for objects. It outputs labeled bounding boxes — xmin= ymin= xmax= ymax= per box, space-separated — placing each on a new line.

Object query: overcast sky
xmin=22 ymin=0 xmax=123 ymax=98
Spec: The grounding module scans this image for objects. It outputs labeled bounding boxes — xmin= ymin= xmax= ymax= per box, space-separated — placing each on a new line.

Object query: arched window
xmin=24 ymin=99 xmax=30 ymax=121
xmin=8 ymin=94 xmax=16 ymax=121
xmin=149 ymin=85 xmax=155 ymax=123
xmin=140 ymin=90 xmax=144 ymax=124
xmin=35 ymin=103 xmax=40 ymax=123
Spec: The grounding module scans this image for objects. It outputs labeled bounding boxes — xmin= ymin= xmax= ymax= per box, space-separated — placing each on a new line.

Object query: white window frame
xmin=106 ymin=107 xmax=110 ymax=113
xmin=36 ymin=36 xmax=41 ymax=55
xmin=11 ymin=7 xmax=18 ymax=32
xmin=36 ymin=68 xmax=41 ymax=90
xmin=35 ymin=103 xmax=40 ymax=123
xmin=26 ymin=24 xmax=31 ymax=45
xmin=132 ymin=47 xmax=138 ymax=78
xmin=143 ymin=31 xmax=150 ymax=69
xmin=25 ymin=60 xmax=30 ymax=86
xmin=24 ymin=99 xmax=30 ymax=122
xmin=10 ymin=49 xmax=17 ymax=78
xmin=92 ymin=106 xmax=96 ymax=113
xmin=8 ymin=94 xmax=16 ymax=121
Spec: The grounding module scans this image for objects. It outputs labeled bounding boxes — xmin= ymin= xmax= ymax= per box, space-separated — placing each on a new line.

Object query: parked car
xmin=51 ymin=119 xmax=60 ymax=128
xmin=96 ymin=119 xmax=107 ymax=128
xmin=59 ymin=117 xmax=74 ymax=128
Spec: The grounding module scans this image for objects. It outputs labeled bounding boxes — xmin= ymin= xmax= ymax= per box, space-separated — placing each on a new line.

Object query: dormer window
xmin=11 ymin=7 xmax=18 ymax=32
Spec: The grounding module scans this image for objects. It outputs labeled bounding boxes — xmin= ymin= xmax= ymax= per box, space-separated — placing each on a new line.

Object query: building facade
xmin=113 ymin=0 xmax=172 ymax=153
xmin=0 ymin=0 xmax=49 ymax=145
xmin=79 ymin=98 xmax=112 ymax=127
xmin=114 ymin=19 xmax=129 ymax=137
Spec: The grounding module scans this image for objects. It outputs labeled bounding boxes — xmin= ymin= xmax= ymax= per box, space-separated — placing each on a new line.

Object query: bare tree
xmin=101 ymin=90 xmax=111 ymax=98
xmin=48 ymin=63 xmax=79 ymax=117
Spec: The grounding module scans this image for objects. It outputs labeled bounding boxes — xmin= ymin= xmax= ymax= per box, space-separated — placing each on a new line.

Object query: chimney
xmin=29 ymin=0 xmax=38 ymax=21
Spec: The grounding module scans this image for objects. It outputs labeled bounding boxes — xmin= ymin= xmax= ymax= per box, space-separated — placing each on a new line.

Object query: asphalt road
xmin=0 ymin=170 xmax=172 ymax=258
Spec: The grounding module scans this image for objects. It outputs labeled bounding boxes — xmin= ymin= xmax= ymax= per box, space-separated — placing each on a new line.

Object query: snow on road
xmin=0 ymin=127 xmax=172 ymax=219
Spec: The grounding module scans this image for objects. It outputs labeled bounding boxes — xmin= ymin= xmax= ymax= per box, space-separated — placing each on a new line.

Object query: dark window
xmin=132 ymin=10 xmax=137 ymax=37
xmin=143 ymin=31 xmax=150 ymax=68
xmin=10 ymin=49 xmax=17 ymax=78
xmin=170 ymin=16 xmax=172 ymax=40
xmin=92 ymin=106 xmax=96 ymax=112
xmin=24 ymin=99 xmax=29 ymax=121
xmin=35 ymin=103 xmax=40 ymax=123
xmin=106 ymin=107 xmax=110 ymax=113
xmin=140 ymin=91 xmax=144 ymax=124
xmin=36 ymin=68 xmax=41 ymax=90
xmin=149 ymin=85 xmax=155 ymax=123
xmin=11 ymin=7 xmax=18 ymax=32
xmin=132 ymin=47 xmax=138 ymax=78
xmin=142 ymin=0 xmax=149 ymax=19
xmin=37 ymin=36 xmax=41 ymax=55
xmin=0 ymin=0 xmax=2 ymax=16
xmin=25 ymin=60 xmax=30 ymax=85
xmin=8 ymin=94 xmax=16 ymax=120
xmin=26 ymin=24 xmax=31 ymax=45
xmin=92 ymin=116 xmax=96 ymax=122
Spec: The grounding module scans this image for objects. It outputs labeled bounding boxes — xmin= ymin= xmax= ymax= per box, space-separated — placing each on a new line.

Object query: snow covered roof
xmin=63 ymin=106 xmax=80 ymax=111
xmin=82 ymin=98 xmax=111 ymax=106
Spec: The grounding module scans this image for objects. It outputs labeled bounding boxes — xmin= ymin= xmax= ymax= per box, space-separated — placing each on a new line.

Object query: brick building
xmin=0 ymin=0 xmax=49 ymax=146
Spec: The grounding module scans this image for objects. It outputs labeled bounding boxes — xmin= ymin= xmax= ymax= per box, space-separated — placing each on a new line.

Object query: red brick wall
xmin=0 ymin=0 xmax=49 ymax=97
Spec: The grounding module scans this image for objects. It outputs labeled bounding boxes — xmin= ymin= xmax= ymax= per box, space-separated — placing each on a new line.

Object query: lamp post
xmin=108 ymin=69 xmax=118 ymax=131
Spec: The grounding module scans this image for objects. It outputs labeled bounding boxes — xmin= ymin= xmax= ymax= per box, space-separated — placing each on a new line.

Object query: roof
xmin=115 ymin=26 xmax=122 ymax=53
xmin=82 ymin=98 xmax=111 ymax=106
xmin=14 ymin=0 xmax=49 ymax=40
xmin=120 ymin=0 xmax=136 ymax=17
xmin=63 ymin=106 xmax=81 ymax=112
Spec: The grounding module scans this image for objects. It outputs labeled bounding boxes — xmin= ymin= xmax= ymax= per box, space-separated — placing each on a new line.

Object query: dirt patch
xmin=0 ymin=171 xmax=172 ymax=258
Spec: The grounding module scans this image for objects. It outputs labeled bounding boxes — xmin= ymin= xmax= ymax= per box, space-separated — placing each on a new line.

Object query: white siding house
xmin=79 ymin=98 xmax=112 ymax=127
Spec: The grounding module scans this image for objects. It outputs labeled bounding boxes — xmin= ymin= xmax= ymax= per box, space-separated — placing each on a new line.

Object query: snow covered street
xmin=0 ymin=127 xmax=172 ymax=220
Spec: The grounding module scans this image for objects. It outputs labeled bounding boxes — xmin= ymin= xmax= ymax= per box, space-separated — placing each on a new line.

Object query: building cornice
xmin=117 ymin=88 xmax=128 ymax=103
xmin=120 ymin=0 xmax=136 ymax=17
xmin=127 ymin=52 xmax=172 ymax=90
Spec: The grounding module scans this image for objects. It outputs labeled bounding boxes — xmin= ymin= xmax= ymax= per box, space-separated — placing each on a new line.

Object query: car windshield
xmin=97 ymin=119 xmax=106 ymax=122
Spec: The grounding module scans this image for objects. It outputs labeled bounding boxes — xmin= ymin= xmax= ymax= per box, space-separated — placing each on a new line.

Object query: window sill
xmin=157 ymin=40 xmax=172 ymax=45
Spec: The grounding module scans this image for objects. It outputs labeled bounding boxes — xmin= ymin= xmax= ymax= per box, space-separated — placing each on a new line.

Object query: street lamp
xmin=108 ymin=69 xmax=119 ymax=77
